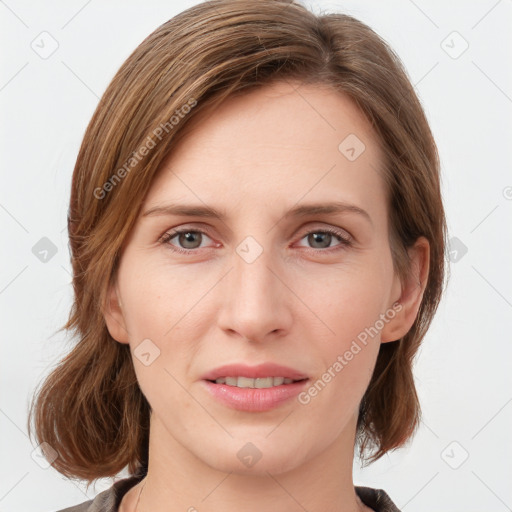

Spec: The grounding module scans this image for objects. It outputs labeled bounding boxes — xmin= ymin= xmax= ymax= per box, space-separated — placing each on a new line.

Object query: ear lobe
xmin=381 ymin=236 xmax=430 ymax=343
xmin=103 ymin=281 xmax=130 ymax=344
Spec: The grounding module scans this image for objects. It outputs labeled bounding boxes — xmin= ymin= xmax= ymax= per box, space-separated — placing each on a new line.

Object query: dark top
xmin=56 ymin=474 xmax=401 ymax=512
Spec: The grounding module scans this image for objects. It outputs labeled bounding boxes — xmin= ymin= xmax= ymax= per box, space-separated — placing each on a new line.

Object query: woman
xmin=28 ymin=1 xmax=447 ymax=511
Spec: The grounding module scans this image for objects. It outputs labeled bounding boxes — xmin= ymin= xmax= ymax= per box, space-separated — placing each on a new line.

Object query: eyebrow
xmin=142 ymin=201 xmax=372 ymax=225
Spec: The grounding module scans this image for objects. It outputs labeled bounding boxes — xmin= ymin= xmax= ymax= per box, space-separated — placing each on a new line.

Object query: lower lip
xmin=202 ymin=379 xmax=309 ymax=412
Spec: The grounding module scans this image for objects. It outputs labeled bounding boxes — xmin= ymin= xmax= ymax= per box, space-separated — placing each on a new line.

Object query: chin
xmin=198 ymin=435 xmax=307 ymax=476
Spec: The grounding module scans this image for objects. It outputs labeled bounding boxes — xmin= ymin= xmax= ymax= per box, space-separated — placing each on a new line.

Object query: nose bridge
xmin=233 ymin=239 xmax=278 ymax=309
xmin=220 ymin=236 xmax=289 ymax=340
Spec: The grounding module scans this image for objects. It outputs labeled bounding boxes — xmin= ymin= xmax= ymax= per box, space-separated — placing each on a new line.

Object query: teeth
xmin=214 ymin=376 xmax=296 ymax=388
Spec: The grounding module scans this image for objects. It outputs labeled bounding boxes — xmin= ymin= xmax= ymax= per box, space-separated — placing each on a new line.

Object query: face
xmin=105 ymin=81 xmax=425 ymax=476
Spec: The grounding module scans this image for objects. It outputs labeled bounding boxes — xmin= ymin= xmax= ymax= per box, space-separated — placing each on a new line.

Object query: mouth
xmin=201 ymin=362 xmax=309 ymax=383
xmin=202 ymin=377 xmax=310 ymax=412
xmin=205 ymin=376 xmax=309 ymax=388
xmin=200 ymin=363 xmax=310 ymax=411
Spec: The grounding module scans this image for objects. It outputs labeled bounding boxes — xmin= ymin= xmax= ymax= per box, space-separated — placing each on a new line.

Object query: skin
xmin=105 ymin=80 xmax=429 ymax=512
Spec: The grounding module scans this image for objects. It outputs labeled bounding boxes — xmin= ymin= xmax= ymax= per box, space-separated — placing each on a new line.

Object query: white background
xmin=1 ymin=0 xmax=511 ymax=510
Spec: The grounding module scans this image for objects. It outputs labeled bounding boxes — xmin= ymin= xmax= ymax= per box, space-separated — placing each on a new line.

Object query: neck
xmin=130 ymin=412 xmax=369 ymax=512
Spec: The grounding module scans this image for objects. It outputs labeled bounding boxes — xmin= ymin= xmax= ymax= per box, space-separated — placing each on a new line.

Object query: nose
xmin=217 ymin=240 xmax=293 ymax=344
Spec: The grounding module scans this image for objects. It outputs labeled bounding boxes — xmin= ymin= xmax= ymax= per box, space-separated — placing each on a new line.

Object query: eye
xmin=159 ymin=226 xmax=353 ymax=255
xmin=160 ymin=229 xmax=214 ymax=254
xmin=296 ymin=227 xmax=352 ymax=252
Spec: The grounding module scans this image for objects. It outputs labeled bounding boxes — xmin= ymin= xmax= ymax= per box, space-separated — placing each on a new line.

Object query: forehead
xmin=145 ymin=81 xmax=386 ymax=222
xmin=164 ymin=80 xmax=381 ymax=163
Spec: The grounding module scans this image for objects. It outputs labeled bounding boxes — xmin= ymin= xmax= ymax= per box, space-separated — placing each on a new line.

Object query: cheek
xmin=297 ymin=278 xmax=383 ymax=422
xmin=117 ymin=256 xmax=215 ymax=396
xmin=118 ymin=254 xmax=194 ymax=340
xmin=298 ymin=261 xmax=390 ymax=342
xmin=293 ymin=259 xmax=389 ymax=393
xmin=117 ymin=259 xmax=197 ymax=405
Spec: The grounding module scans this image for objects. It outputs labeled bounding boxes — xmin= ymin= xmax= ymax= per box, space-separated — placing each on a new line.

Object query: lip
xmin=201 ymin=379 xmax=309 ymax=412
xmin=200 ymin=363 xmax=309 ymax=413
xmin=201 ymin=362 xmax=309 ymax=381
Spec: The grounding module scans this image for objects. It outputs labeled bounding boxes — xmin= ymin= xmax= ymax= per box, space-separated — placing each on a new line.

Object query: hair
xmin=28 ymin=0 xmax=448 ymax=484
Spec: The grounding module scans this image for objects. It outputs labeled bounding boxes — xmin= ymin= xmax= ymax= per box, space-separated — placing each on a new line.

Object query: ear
xmin=103 ymin=280 xmax=130 ymax=344
xmin=381 ymin=236 xmax=430 ymax=343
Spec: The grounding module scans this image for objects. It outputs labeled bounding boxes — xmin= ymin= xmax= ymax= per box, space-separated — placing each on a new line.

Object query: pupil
xmin=180 ymin=232 xmax=200 ymax=248
xmin=309 ymin=232 xmax=330 ymax=248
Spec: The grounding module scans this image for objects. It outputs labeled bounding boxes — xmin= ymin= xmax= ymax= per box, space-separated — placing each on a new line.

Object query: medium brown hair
xmin=28 ymin=0 xmax=448 ymax=484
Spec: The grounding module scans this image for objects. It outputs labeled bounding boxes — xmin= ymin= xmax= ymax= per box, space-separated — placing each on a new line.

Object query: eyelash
xmin=159 ymin=226 xmax=353 ymax=255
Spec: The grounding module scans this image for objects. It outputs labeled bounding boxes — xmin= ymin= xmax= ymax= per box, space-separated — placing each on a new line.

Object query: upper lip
xmin=202 ymin=363 xmax=309 ymax=381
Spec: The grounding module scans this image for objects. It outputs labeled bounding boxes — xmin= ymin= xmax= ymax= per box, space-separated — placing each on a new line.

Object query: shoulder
xmin=55 ymin=479 xmax=397 ymax=512
xmin=55 ymin=475 xmax=142 ymax=512
xmin=355 ymin=485 xmax=402 ymax=512
xmin=54 ymin=486 xmax=112 ymax=512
